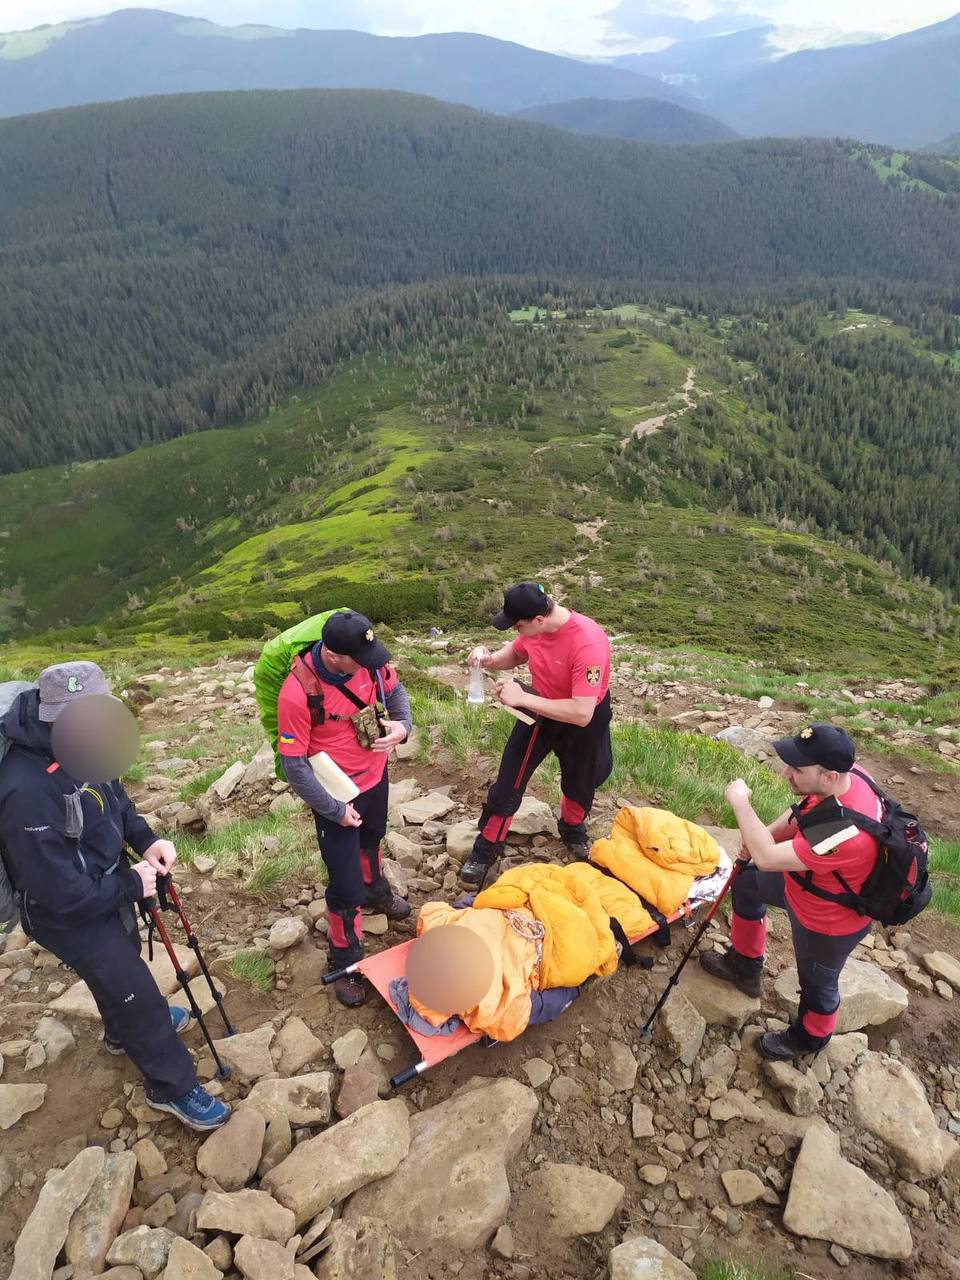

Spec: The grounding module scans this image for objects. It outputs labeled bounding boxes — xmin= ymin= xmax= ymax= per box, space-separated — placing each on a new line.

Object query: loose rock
xmin=272 ymin=1016 xmax=323 ymax=1076
xmin=0 ymin=1083 xmax=47 ymax=1130
xmin=268 ymin=918 xmax=308 ymax=951
xmin=517 ymin=1162 xmax=624 ymax=1238
xmin=242 ymin=1073 xmax=333 ymax=1127
xmin=677 ymin=965 xmax=760 ymax=1029
xmin=783 ymin=1126 xmax=912 ymax=1259
xmin=233 ymin=1234 xmax=294 ymax=1280
xmin=850 ymin=1053 xmax=959 ymax=1177
xmin=332 ymin=1028 xmax=368 ymax=1069
xmin=64 ymin=1151 xmax=137 ymax=1275
xmin=608 ymin=1235 xmax=696 ymax=1279
xmin=920 ymin=950 xmax=960 ymax=991
xmin=654 ymin=989 xmax=705 ymax=1066
xmin=763 ymin=1061 xmax=823 ymax=1116
xmin=720 ymin=1169 xmax=767 ymax=1207
xmin=105 ymin=1226 xmax=177 ymax=1279
xmin=312 ymin=1216 xmax=399 ymax=1280
xmin=212 ymin=1023 xmax=276 ymax=1082
xmin=195 ymin=1189 xmax=295 ymax=1243
xmin=197 ymin=1108 xmax=266 ymax=1191
xmin=9 ymin=1147 xmax=105 ymax=1280
xmin=162 ymin=1235 xmax=224 ymax=1280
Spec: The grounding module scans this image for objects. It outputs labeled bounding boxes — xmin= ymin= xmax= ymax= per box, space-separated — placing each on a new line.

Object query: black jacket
xmin=0 ymin=690 xmax=154 ymax=933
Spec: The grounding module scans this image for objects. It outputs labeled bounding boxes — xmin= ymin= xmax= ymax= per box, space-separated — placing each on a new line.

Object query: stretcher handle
xmin=389 ymin=1061 xmax=427 ymax=1089
xmin=322 ymin=962 xmax=359 ymax=985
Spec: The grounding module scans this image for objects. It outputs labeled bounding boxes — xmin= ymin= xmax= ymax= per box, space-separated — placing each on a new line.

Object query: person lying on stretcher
xmin=397 ymin=806 xmax=728 ymax=1043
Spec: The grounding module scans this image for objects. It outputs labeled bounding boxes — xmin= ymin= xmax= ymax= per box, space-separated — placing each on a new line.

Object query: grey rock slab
xmin=195 ymin=1189 xmax=295 ymax=1243
xmin=211 ymin=1023 xmax=277 ymax=1082
xmin=331 ymin=1027 xmax=368 ymax=1069
xmin=783 ymin=1125 xmax=912 ymax=1259
xmin=233 ymin=1234 xmax=294 ymax=1280
xmin=763 ymin=1061 xmax=824 ymax=1116
xmin=268 ymin=918 xmax=308 ymax=951
xmin=64 ymin=1150 xmax=137 ymax=1275
xmin=343 ymin=1076 xmax=537 ymax=1251
xmin=272 ymin=1016 xmax=323 ymax=1076
xmin=397 ymin=792 xmax=456 ymax=825
xmin=311 ymin=1216 xmax=399 ymax=1280
xmin=196 ymin=1107 xmax=266 ymax=1191
xmin=606 ymin=1040 xmax=639 ymax=1091
xmin=34 ymin=1017 xmax=76 ymax=1065
xmin=775 ymin=958 xmax=908 ymax=1032
xmin=9 ymin=1147 xmax=105 ymax=1280
xmin=676 ymin=964 xmax=760 ymax=1030
xmin=508 ymin=796 xmax=558 ymax=836
xmin=654 ymin=989 xmax=705 ymax=1066
xmin=105 ymin=1226 xmax=176 ymax=1279
xmin=0 ymin=1082 xmax=46 ymax=1130
xmin=608 ymin=1235 xmax=696 ymax=1279
xmin=920 ymin=950 xmax=960 ymax=991
xmin=163 ymin=1235 xmax=225 ymax=1280
xmin=242 ymin=1073 xmax=333 ymax=1127
xmin=517 ymin=1162 xmax=624 ymax=1238
xmin=850 ymin=1053 xmax=959 ymax=1177
xmin=262 ymin=1098 xmax=410 ymax=1226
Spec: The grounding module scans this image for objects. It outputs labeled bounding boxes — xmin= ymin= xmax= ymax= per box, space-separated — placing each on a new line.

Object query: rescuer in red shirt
xmin=460 ymin=582 xmax=613 ymax=886
xmin=701 ymin=724 xmax=880 ymax=1061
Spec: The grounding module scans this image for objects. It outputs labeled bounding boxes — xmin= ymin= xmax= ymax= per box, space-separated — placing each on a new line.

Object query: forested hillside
xmin=511 ymin=98 xmax=737 ymax=144
xmin=1 ymin=298 xmax=958 ymax=673
xmin=2 ymin=90 xmax=960 ymax=474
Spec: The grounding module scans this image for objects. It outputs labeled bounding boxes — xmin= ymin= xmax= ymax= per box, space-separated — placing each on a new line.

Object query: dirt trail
xmin=540 ymin=516 xmax=608 ymax=586
xmin=622 ymin=365 xmax=698 ymax=447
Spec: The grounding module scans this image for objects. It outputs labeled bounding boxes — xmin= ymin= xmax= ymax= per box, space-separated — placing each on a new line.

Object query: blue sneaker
xmin=145 ymin=1084 xmax=231 ymax=1132
xmin=104 ymin=1004 xmax=194 ymax=1056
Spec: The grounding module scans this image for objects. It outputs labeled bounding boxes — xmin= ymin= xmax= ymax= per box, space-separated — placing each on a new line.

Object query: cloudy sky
xmin=2 ymin=0 xmax=957 ymax=55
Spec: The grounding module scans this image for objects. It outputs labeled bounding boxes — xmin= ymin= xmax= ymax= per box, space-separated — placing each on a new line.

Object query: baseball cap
xmin=321 ymin=611 xmax=391 ymax=668
xmin=774 ymin=723 xmax=856 ymax=773
xmin=38 ymin=661 xmax=112 ymax=723
xmin=491 ymin=582 xmax=552 ymax=631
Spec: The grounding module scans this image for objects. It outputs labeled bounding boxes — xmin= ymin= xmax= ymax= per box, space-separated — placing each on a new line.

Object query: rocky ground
xmin=1 ymin=647 xmax=959 ymax=1280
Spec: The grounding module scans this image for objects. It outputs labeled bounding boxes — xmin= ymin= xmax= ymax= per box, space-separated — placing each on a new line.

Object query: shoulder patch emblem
xmin=586 ymin=666 xmax=602 ymax=687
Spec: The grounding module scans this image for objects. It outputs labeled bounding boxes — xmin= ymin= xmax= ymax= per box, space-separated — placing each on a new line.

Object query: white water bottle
xmin=467 ymin=664 xmax=486 ymax=706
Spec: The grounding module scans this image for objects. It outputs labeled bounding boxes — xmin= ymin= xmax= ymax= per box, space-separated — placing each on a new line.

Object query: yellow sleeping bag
xmin=589 ymin=806 xmax=722 ymax=915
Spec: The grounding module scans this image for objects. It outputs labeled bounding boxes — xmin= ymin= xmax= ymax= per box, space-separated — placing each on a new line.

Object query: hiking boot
xmin=459 ymin=837 xmax=502 ymax=887
xmin=698 ymin=947 xmax=763 ymax=999
xmin=146 ymin=1084 xmax=231 ymax=1132
xmin=334 ymin=973 xmax=367 ymax=1007
xmin=558 ymin=819 xmax=591 ymax=861
xmin=758 ymin=1026 xmax=820 ymax=1062
xmin=366 ymin=893 xmax=412 ymax=921
xmin=104 ymin=1005 xmax=193 ymax=1056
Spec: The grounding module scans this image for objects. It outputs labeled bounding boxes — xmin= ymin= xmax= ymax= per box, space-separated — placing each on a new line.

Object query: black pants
xmin=24 ymin=910 xmax=196 ymax=1102
xmin=313 ymin=772 xmax=390 ymax=962
xmin=731 ymin=864 xmax=872 ymax=1044
xmin=479 ymin=693 xmax=613 ymax=847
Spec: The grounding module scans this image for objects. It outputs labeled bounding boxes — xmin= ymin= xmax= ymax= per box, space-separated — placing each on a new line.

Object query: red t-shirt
xmin=276 ymin=655 xmax=399 ymax=794
xmin=511 ymin=611 xmax=611 ymax=703
xmin=784 ymin=770 xmax=883 ymax=934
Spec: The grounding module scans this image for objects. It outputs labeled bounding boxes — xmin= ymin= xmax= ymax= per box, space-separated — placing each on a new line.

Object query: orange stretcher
xmin=323 ymin=900 xmax=697 ymax=1089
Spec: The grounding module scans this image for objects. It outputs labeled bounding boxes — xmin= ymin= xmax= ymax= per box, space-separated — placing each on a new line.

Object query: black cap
xmin=491 ymin=581 xmax=552 ymax=631
xmin=774 ymin=723 xmax=856 ymax=772
xmin=321 ymin=610 xmax=391 ymax=668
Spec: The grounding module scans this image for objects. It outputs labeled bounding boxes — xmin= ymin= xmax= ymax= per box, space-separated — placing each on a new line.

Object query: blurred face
xmin=321 ymin=647 xmax=361 ymax=676
xmin=51 ymin=694 xmax=140 ymax=782
xmin=405 ymin=924 xmax=495 ymax=1016
xmin=781 ymin=761 xmax=839 ymax=797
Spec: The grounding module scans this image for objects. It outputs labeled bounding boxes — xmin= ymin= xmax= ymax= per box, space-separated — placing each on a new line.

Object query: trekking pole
xmin=138 ymin=890 xmax=233 ymax=1080
xmin=158 ymin=874 xmax=236 ymax=1037
xmin=639 ymin=858 xmax=745 ymax=1039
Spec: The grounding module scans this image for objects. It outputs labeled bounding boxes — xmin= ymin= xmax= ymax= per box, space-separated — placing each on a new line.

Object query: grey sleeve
xmin=281 ymin=756 xmax=346 ymax=823
xmin=384 ymin=680 xmax=413 ymax=736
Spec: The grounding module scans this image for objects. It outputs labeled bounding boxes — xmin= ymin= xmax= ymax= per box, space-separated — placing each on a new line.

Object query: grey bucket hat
xmin=37 ymin=661 xmax=112 ymax=723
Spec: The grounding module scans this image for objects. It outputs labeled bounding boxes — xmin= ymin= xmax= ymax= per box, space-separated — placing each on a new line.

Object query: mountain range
xmin=1 ymin=8 xmax=958 ymax=147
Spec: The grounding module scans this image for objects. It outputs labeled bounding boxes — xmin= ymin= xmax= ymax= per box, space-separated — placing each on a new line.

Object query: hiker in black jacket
xmin=0 ymin=662 xmax=229 ymax=1131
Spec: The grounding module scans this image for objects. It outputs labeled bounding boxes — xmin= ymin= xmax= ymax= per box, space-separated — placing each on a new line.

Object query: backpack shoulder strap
xmin=850 ymin=766 xmax=887 ymax=803
xmin=290 ymin=653 xmax=326 ymax=726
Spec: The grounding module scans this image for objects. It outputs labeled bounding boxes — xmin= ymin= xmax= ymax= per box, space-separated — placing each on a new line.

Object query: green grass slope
xmin=2 ymin=303 xmax=957 ymax=681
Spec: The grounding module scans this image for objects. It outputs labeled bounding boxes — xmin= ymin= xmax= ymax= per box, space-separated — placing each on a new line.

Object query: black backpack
xmin=790 ymin=768 xmax=931 ymax=927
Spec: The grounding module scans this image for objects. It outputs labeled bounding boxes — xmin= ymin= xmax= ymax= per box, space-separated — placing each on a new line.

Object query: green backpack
xmin=254 ymin=609 xmax=348 ymax=778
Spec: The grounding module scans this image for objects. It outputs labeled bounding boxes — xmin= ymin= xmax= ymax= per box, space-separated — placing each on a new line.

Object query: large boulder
xmin=64 ymin=1150 xmax=137 ymax=1274
xmin=313 ymin=1217 xmax=400 ymax=1280
xmin=516 ymin=1163 xmax=624 ymax=1238
xmin=0 ymin=1083 xmax=46 ymax=1130
xmin=676 ymin=963 xmax=760 ymax=1030
xmin=195 ymin=1189 xmax=295 ymax=1243
xmin=608 ymin=1236 xmax=696 ymax=1279
xmin=783 ymin=1126 xmax=912 ymax=1259
xmin=850 ymin=1053 xmax=959 ymax=1177
xmin=242 ymin=1073 xmax=333 ymax=1127
xmin=9 ymin=1147 xmax=105 ymax=1280
xmin=197 ymin=1108 xmax=266 ymax=1191
xmin=774 ymin=958 xmax=907 ymax=1032
xmin=262 ymin=1099 xmax=409 ymax=1227
xmin=343 ymin=1077 xmax=538 ymax=1251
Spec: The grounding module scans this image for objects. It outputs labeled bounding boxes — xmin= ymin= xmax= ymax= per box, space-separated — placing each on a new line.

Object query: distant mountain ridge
xmin=512 ymin=97 xmax=737 ymax=145
xmin=0 ymin=7 xmax=693 ymax=119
